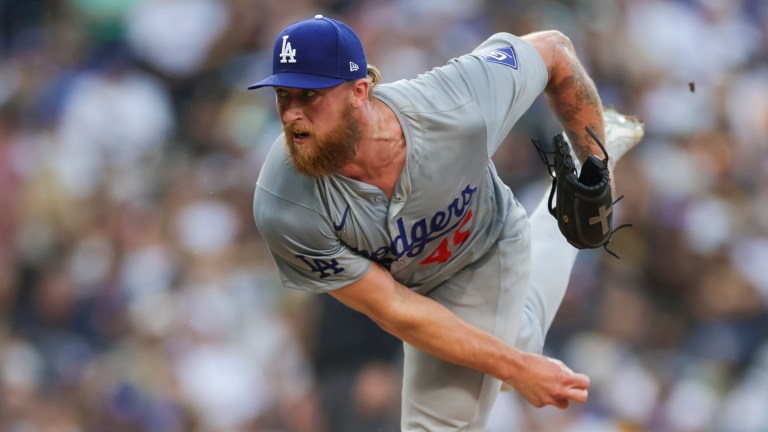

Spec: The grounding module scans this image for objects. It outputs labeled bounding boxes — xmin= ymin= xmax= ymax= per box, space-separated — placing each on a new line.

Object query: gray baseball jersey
xmin=253 ymin=32 xmax=547 ymax=295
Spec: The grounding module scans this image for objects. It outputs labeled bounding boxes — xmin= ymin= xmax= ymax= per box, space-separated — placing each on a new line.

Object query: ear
xmin=349 ymin=78 xmax=370 ymax=108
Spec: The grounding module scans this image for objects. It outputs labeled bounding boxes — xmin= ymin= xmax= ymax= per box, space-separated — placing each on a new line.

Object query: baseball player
xmin=248 ymin=15 xmax=644 ymax=431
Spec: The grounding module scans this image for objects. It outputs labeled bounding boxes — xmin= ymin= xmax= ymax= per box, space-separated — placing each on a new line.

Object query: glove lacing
xmin=531 ymin=126 xmax=632 ymax=259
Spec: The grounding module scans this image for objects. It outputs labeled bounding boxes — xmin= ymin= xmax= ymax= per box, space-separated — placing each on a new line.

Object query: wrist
xmin=501 ymin=347 xmax=529 ymax=385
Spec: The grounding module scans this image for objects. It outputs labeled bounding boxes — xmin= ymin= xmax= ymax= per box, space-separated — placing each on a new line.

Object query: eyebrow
xmin=275 ymin=88 xmax=321 ymax=93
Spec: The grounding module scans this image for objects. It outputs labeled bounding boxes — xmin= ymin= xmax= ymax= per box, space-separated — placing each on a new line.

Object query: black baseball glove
xmin=533 ymin=127 xmax=628 ymax=257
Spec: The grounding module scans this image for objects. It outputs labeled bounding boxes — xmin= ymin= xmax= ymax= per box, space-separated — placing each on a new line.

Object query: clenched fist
xmin=505 ymin=351 xmax=590 ymax=409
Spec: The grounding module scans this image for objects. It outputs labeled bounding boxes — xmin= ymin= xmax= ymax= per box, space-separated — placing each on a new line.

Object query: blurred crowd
xmin=0 ymin=0 xmax=766 ymax=431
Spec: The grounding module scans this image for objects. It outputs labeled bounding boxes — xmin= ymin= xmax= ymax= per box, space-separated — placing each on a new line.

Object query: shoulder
xmin=375 ymin=32 xmax=546 ymax=102
xmin=255 ymin=135 xmax=318 ymax=205
xmin=373 ymin=65 xmax=473 ymax=115
xmin=254 ymin=135 xmax=326 ymax=234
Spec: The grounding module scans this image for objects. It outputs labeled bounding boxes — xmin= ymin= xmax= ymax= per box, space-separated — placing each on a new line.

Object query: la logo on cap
xmin=279 ymin=35 xmax=296 ymax=64
xmin=247 ymin=14 xmax=367 ymax=90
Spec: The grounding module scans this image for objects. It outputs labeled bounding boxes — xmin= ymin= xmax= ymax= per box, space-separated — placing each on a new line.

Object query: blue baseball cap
xmin=247 ymin=15 xmax=367 ymax=90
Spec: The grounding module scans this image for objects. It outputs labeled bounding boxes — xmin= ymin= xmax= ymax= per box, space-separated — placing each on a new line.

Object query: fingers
xmin=553 ymin=369 xmax=590 ymax=408
xmin=518 ymin=354 xmax=592 ymax=410
xmin=545 ymin=387 xmax=587 ymax=410
xmin=556 ymin=360 xmax=591 ymax=392
xmin=530 ymin=382 xmax=590 ymax=409
xmin=562 ymin=371 xmax=590 ymax=404
xmin=547 ymin=381 xmax=588 ymax=409
xmin=570 ymin=371 xmax=591 ymax=390
xmin=563 ymin=386 xmax=589 ymax=404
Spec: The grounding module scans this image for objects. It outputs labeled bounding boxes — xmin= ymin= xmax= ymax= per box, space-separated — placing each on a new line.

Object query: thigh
xmin=401 ymin=214 xmax=531 ymax=431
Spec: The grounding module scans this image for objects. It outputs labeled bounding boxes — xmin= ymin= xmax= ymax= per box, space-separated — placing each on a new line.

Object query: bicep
xmin=328 ymin=263 xmax=406 ymax=321
xmin=330 ymin=263 xmax=440 ymax=337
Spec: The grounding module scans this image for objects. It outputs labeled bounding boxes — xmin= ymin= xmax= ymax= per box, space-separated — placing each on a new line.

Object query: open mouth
xmin=292 ymin=131 xmax=311 ymax=142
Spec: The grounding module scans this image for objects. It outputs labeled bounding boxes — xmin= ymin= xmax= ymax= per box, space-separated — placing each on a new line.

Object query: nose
xmin=282 ymin=108 xmax=303 ymax=124
xmin=279 ymin=99 xmax=305 ymax=124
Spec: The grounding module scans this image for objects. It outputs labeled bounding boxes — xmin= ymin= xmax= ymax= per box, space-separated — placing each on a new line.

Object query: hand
xmin=505 ymin=352 xmax=590 ymax=409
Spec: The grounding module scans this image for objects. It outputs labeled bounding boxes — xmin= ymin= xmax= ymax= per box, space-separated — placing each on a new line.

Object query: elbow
xmin=524 ymin=30 xmax=576 ymax=85
xmin=371 ymin=315 xmax=408 ymax=337
xmin=371 ymin=303 xmax=413 ymax=334
xmin=545 ymin=30 xmax=574 ymax=52
xmin=524 ymin=29 xmax=574 ymax=57
xmin=536 ymin=30 xmax=574 ymax=56
xmin=369 ymin=289 xmax=418 ymax=335
xmin=545 ymin=30 xmax=576 ymax=79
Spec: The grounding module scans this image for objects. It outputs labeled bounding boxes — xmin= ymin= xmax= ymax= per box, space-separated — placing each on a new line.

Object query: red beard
xmin=283 ymin=104 xmax=360 ymax=178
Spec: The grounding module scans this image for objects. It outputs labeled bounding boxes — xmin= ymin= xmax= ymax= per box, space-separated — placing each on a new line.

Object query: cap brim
xmin=247 ymin=72 xmax=347 ymax=90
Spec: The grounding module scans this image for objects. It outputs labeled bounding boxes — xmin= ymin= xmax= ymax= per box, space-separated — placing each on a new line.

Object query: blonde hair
xmin=366 ymin=64 xmax=382 ymax=100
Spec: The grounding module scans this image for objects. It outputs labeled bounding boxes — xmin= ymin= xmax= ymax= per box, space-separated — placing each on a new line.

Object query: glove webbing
xmin=532 ymin=126 xmax=631 ymax=259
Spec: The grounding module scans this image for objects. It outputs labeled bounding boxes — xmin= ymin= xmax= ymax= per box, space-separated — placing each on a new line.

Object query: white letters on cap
xmin=279 ymin=35 xmax=297 ymax=64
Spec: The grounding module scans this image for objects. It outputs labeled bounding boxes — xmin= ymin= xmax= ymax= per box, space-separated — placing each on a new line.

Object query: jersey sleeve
xmin=440 ymin=33 xmax=549 ymax=155
xmin=254 ymin=187 xmax=371 ymax=293
xmin=252 ymin=139 xmax=372 ymax=294
xmin=449 ymin=33 xmax=548 ymax=155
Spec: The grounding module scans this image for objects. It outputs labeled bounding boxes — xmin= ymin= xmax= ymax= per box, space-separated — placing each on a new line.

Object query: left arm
xmin=522 ymin=31 xmax=606 ymax=164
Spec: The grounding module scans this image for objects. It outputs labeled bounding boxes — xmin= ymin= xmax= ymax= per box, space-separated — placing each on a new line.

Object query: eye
xmin=276 ymin=89 xmax=288 ymax=99
xmin=304 ymin=90 xmax=317 ymax=98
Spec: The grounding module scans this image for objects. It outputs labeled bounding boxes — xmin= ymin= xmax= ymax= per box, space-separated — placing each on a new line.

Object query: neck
xmin=337 ymin=98 xmax=405 ymax=197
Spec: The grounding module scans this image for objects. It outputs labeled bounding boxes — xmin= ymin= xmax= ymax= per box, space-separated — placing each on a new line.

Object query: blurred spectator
xmin=125 ymin=0 xmax=229 ymax=79
xmin=309 ymin=294 xmax=401 ymax=431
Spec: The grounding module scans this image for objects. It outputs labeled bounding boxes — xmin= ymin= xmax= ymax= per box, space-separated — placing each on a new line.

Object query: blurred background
xmin=0 ymin=0 xmax=766 ymax=431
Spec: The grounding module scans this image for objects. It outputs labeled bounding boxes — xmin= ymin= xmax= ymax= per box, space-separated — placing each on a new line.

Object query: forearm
xmin=545 ymin=59 xmax=604 ymax=163
xmin=330 ymin=264 xmax=591 ymax=408
xmin=524 ymin=31 xmax=605 ymax=162
xmin=330 ymin=266 xmax=525 ymax=383
xmin=371 ymin=281 xmax=525 ymax=382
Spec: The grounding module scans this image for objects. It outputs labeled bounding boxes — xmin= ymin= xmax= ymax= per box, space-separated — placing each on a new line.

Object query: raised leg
xmin=515 ymin=108 xmax=645 ymax=354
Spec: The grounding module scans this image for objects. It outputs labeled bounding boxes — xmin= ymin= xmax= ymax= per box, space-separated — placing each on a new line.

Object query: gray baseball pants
xmin=400 ymin=192 xmax=578 ymax=431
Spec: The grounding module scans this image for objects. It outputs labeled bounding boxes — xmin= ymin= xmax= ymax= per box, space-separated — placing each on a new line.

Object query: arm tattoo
xmin=547 ymin=50 xmax=604 ymax=159
xmin=551 ymin=63 xmax=600 ymax=123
